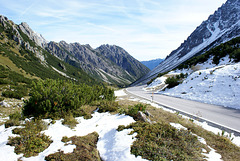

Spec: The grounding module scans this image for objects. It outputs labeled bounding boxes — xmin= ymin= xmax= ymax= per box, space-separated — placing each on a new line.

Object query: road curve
xmin=127 ymin=85 xmax=240 ymax=136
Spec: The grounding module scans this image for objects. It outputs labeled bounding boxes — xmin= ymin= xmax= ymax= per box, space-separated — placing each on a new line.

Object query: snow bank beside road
xmin=161 ymin=62 xmax=240 ymax=109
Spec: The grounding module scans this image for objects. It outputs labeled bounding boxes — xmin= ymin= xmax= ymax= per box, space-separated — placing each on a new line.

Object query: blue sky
xmin=1 ymin=0 xmax=227 ymax=61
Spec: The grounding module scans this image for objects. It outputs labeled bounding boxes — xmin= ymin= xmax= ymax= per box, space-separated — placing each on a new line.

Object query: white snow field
xmin=0 ymin=112 xmax=146 ymax=161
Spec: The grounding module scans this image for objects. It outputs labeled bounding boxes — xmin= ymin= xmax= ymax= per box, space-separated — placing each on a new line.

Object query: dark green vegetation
xmin=165 ymin=73 xmax=187 ymax=89
xmin=0 ymin=64 xmax=31 ymax=99
xmin=45 ymin=132 xmax=101 ymax=161
xmin=62 ymin=112 xmax=79 ymax=129
xmin=23 ymin=79 xmax=115 ymax=118
xmin=178 ymin=36 xmax=240 ymax=69
xmin=126 ymin=103 xmax=146 ymax=119
xmin=119 ymin=122 xmax=204 ymax=161
xmin=4 ymin=111 xmax=23 ymax=128
xmin=7 ymin=119 xmax=52 ymax=157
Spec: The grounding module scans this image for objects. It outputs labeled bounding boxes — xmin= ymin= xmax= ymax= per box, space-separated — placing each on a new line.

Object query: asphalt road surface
xmin=127 ymin=85 xmax=240 ymax=136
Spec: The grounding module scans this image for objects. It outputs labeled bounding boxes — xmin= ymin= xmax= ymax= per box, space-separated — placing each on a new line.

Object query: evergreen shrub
xmin=23 ymin=79 xmax=115 ymax=118
xmin=127 ymin=103 xmax=147 ymax=119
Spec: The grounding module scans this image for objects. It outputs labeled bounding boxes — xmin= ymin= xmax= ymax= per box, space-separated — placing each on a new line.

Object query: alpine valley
xmin=0 ymin=15 xmax=149 ymax=87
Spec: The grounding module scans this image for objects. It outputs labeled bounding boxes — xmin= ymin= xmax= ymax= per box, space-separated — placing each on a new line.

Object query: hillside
xmin=0 ymin=15 xmax=96 ymax=85
xmin=133 ymin=0 xmax=240 ymax=85
xmin=145 ymin=37 xmax=240 ymax=109
xmin=0 ymin=15 xmax=149 ymax=87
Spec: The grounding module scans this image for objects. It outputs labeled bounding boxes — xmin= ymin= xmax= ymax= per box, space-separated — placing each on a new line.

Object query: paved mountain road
xmin=126 ymin=86 xmax=240 ymax=136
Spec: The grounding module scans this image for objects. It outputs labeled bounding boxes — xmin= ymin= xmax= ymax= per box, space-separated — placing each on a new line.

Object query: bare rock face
xmin=18 ymin=22 xmax=48 ymax=48
xmin=133 ymin=0 xmax=240 ymax=85
xmin=0 ymin=15 xmax=46 ymax=63
xmin=137 ymin=111 xmax=152 ymax=123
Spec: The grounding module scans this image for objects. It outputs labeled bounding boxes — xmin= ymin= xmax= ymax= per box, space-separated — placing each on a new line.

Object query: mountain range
xmin=0 ymin=15 xmax=149 ymax=86
xmin=133 ymin=0 xmax=240 ymax=85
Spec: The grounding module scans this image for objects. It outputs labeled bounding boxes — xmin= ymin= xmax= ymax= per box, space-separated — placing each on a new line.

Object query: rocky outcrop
xmin=0 ymin=15 xmax=46 ymax=63
xmin=19 ymin=22 xmax=48 ymax=48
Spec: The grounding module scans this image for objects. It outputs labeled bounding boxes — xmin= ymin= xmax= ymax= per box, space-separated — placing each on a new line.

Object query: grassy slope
xmin=0 ymin=21 xmax=97 ymax=86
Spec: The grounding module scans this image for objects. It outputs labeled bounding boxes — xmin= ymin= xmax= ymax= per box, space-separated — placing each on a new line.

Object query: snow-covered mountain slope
xmin=149 ymin=56 xmax=240 ymax=109
xmin=133 ymin=0 xmax=240 ymax=85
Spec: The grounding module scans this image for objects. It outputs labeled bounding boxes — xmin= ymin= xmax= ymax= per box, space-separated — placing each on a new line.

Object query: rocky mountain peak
xmin=19 ymin=22 xmax=48 ymax=48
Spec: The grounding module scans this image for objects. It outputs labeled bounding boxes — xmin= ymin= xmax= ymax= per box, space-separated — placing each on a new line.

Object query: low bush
xmin=7 ymin=119 xmax=52 ymax=157
xmin=2 ymin=85 xmax=28 ymax=99
xmin=127 ymin=103 xmax=147 ymax=119
xmin=121 ymin=121 xmax=204 ymax=161
xmin=5 ymin=111 xmax=23 ymax=128
xmin=165 ymin=76 xmax=180 ymax=88
xmin=0 ymin=97 xmax=4 ymax=102
xmin=62 ymin=112 xmax=78 ymax=129
xmin=95 ymin=100 xmax=119 ymax=113
xmin=23 ymin=79 xmax=115 ymax=118
xmin=45 ymin=132 xmax=101 ymax=161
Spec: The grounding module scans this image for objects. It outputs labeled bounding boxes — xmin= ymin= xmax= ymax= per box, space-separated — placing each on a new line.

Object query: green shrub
xmin=2 ymin=85 xmax=28 ymax=99
xmin=165 ymin=76 xmax=180 ymax=88
xmin=5 ymin=111 xmax=23 ymax=128
xmin=96 ymin=100 xmax=119 ymax=113
xmin=7 ymin=119 xmax=52 ymax=157
xmin=127 ymin=103 xmax=147 ymax=119
xmin=0 ymin=79 xmax=10 ymax=84
xmin=123 ymin=122 xmax=204 ymax=161
xmin=23 ymin=79 xmax=115 ymax=118
xmin=62 ymin=112 xmax=78 ymax=129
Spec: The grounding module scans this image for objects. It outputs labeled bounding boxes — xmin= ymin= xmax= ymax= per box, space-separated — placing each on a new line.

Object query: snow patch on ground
xmin=114 ymin=89 xmax=127 ymax=97
xmin=0 ymin=112 xmax=147 ymax=161
xmin=170 ymin=123 xmax=187 ymax=130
